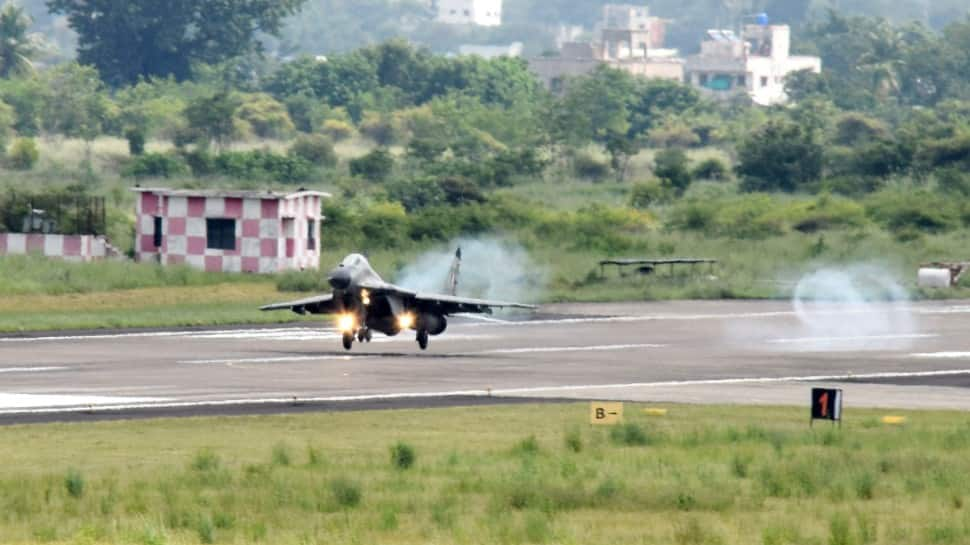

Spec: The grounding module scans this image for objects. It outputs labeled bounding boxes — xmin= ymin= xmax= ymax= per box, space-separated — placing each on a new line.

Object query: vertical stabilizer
xmin=446 ymin=247 xmax=462 ymax=295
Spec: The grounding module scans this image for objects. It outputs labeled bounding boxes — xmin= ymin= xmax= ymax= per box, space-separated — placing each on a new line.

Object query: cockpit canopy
xmin=340 ymin=254 xmax=368 ymax=268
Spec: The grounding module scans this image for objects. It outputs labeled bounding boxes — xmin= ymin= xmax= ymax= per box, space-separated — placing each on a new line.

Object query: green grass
xmin=1 ymin=403 xmax=970 ymax=544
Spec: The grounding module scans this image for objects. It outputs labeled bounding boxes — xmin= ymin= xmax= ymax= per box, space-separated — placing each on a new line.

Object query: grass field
xmin=1 ymin=403 xmax=968 ymax=544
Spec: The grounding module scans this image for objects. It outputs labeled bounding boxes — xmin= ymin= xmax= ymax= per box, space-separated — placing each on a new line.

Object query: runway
xmin=3 ymin=299 xmax=970 ymax=422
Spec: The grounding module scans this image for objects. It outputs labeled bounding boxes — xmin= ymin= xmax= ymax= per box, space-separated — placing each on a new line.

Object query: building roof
xmin=132 ymin=187 xmax=332 ymax=200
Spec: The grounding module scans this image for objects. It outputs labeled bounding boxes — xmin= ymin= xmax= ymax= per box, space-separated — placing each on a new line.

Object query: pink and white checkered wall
xmin=0 ymin=233 xmax=108 ymax=261
xmin=134 ymin=190 xmax=323 ymax=274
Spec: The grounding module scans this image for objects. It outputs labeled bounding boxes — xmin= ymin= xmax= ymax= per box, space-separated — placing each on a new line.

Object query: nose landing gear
xmin=342 ymin=331 xmax=354 ymax=350
xmin=416 ymin=329 xmax=429 ymax=350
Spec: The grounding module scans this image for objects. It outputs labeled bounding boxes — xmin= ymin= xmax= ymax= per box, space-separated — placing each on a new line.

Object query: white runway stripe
xmin=0 ymin=367 xmax=68 ymax=374
xmin=768 ymin=334 xmax=938 ymax=345
xmin=0 ymin=393 xmax=170 ymax=410
xmin=911 ymin=352 xmax=970 ymax=359
xmin=477 ymin=343 xmax=666 ymax=355
xmin=4 ymin=368 xmax=970 ymax=416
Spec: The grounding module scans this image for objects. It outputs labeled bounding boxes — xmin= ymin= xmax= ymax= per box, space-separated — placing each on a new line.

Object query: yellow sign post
xmin=590 ymin=402 xmax=623 ymax=425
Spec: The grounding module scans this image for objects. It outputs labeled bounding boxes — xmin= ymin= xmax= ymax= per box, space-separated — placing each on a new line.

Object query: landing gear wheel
xmin=342 ymin=332 xmax=354 ymax=351
xmin=417 ymin=330 xmax=429 ymax=350
xmin=364 ymin=329 xmax=373 ymax=342
xmin=357 ymin=329 xmax=366 ymax=343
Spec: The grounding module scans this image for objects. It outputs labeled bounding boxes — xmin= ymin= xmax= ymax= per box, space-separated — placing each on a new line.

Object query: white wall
xmin=437 ymin=0 xmax=502 ymax=26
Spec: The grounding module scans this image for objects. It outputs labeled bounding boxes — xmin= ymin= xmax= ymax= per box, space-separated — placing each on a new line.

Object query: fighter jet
xmin=261 ymin=250 xmax=536 ymax=350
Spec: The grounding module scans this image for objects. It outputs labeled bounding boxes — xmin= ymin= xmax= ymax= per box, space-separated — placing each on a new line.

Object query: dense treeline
xmin=0 ymin=2 xmax=970 ymax=257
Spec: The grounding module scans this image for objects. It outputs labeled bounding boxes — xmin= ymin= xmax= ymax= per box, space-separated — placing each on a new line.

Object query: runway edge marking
xmin=4 ymin=368 xmax=970 ymax=416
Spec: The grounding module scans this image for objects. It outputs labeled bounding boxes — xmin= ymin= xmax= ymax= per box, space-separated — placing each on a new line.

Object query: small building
xmin=685 ymin=24 xmax=821 ymax=105
xmin=133 ymin=188 xmax=330 ymax=274
xmin=0 ymin=194 xmax=121 ymax=262
xmin=436 ymin=0 xmax=502 ymax=26
xmin=528 ymin=4 xmax=683 ymax=92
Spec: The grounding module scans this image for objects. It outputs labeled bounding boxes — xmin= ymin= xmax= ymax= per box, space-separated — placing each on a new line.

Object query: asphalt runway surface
xmin=3 ymin=299 xmax=970 ymax=423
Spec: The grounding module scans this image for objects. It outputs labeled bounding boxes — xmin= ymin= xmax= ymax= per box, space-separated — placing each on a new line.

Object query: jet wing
xmin=260 ymin=294 xmax=336 ymax=315
xmin=412 ymin=292 xmax=537 ymax=315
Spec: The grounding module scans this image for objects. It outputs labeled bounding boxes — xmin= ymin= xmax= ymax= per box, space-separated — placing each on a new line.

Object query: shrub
xmin=866 ymin=188 xmax=957 ymax=233
xmin=7 ymin=137 xmax=38 ymax=170
xmin=513 ymin=435 xmax=540 ymax=455
xmin=236 ymin=93 xmax=295 ymax=139
xmin=124 ymin=152 xmax=188 ymax=178
xmin=630 ymin=179 xmax=672 ymax=209
xmin=691 ymin=157 xmax=730 ymax=181
xmin=350 ymin=149 xmax=394 ymax=181
xmin=271 ymin=442 xmax=291 ymax=466
xmin=654 ymin=148 xmax=692 ymax=194
xmin=359 ymin=112 xmax=403 ymax=146
xmin=125 ymin=127 xmax=146 ymax=156
xmin=288 ymin=134 xmax=337 ymax=167
xmin=65 ymin=468 xmax=84 ymax=498
xmin=737 ymin=120 xmax=824 ymax=192
xmin=330 ymin=478 xmax=362 ymax=508
xmin=191 ymin=449 xmax=221 ymax=472
xmin=610 ymin=422 xmax=649 ymax=446
xmin=573 ymin=152 xmax=610 ymax=181
xmin=564 ymin=428 xmax=583 ymax=453
xmin=196 ymin=515 xmax=214 ymax=544
xmin=386 ymin=177 xmax=445 ymax=212
xmin=390 ymin=442 xmax=416 ymax=470
xmin=322 ymin=119 xmax=355 ymax=141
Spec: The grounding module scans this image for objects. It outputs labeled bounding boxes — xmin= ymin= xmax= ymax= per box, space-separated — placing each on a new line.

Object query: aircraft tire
xmin=417 ymin=330 xmax=429 ymax=350
xmin=342 ymin=332 xmax=354 ymax=351
xmin=364 ymin=329 xmax=373 ymax=342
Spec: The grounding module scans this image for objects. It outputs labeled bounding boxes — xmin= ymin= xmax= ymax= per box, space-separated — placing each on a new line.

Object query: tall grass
xmin=0 ymin=255 xmax=265 ymax=296
xmin=0 ymin=403 xmax=964 ymax=544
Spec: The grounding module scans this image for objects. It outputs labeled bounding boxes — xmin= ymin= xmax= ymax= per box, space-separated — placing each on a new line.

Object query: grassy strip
xmin=0 ymin=403 xmax=967 ymax=544
xmin=0 ymin=284 xmax=310 ymax=332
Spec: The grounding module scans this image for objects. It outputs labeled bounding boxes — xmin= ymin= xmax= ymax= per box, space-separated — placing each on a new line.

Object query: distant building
xmin=685 ymin=24 xmax=822 ymax=105
xmin=436 ymin=0 xmax=502 ymax=26
xmin=528 ymin=4 xmax=683 ymax=92
xmin=0 ymin=195 xmax=121 ymax=262
xmin=458 ymin=42 xmax=523 ymax=59
xmin=133 ymin=188 xmax=330 ymax=274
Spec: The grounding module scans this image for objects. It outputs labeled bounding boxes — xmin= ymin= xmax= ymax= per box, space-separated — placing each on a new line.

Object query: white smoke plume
xmin=784 ymin=265 xmax=918 ymax=351
xmin=394 ymin=237 xmax=544 ymax=306
xmin=725 ymin=264 xmax=922 ymax=352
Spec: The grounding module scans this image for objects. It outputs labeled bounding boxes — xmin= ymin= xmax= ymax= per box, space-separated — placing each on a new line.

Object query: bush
xmin=359 ymin=112 xmax=403 ymax=146
xmin=349 ymin=149 xmax=394 ymax=181
xmin=573 ymin=152 xmax=610 ymax=180
xmin=236 ymin=93 xmax=295 ymax=139
xmin=322 ymin=119 xmax=355 ymax=141
xmin=691 ymin=157 xmax=730 ymax=181
xmin=610 ymin=422 xmax=650 ymax=446
xmin=564 ymin=428 xmax=583 ymax=453
xmin=7 ymin=137 xmax=38 ymax=170
xmin=330 ymin=478 xmax=362 ymax=508
xmin=288 ymin=134 xmax=337 ymax=167
xmin=390 ymin=442 xmax=416 ymax=470
xmin=866 ymin=188 xmax=957 ymax=233
xmin=630 ymin=179 xmax=671 ymax=209
xmin=737 ymin=120 xmax=823 ymax=192
xmin=271 ymin=442 xmax=291 ymax=466
xmin=124 ymin=152 xmax=188 ymax=178
xmin=125 ymin=127 xmax=146 ymax=156
xmin=185 ymin=150 xmax=313 ymax=183
xmin=65 ymin=468 xmax=84 ymax=498
xmin=654 ymin=148 xmax=692 ymax=194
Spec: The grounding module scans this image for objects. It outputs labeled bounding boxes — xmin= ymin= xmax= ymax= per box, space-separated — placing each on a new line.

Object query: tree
xmin=555 ymin=65 xmax=638 ymax=145
xmin=736 ymin=120 xmax=824 ymax=192
xmin=42 ymin=63 xmax=112 ymax=142
xmin=182 ymin=92 xmax=243 ymax=149
xmin=0 ymin=3 xmax=39 ymax=78
xmin=653 ymin=148 xmax=692 ymax=195
xmin=47 ymin=0 xmax=306 ymax=86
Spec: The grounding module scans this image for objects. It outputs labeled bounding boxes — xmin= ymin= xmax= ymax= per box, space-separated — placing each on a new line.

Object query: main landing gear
xmin=416 ymin=329 xmax=429 ymax=350
xmin=343 ymin=328 xmax=372 ymax=351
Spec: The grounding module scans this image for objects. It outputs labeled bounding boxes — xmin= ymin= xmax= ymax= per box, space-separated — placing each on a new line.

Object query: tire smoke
xmin=787 ymin=265 xmax=917 ymax=351
xmin=394 ymin=237 xmax=544 ymax=306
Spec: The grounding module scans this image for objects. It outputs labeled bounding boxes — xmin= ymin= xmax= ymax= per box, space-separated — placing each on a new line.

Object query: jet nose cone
xmin=328 ymin=267 xmax=351 ymax=290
